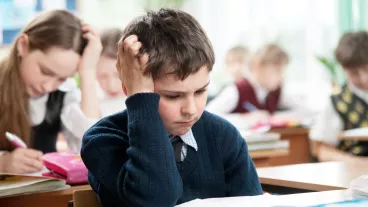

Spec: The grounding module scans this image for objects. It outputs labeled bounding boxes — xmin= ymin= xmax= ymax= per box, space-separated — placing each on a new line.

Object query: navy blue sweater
xmin=81 ymin=93 xmax=263 ymax=207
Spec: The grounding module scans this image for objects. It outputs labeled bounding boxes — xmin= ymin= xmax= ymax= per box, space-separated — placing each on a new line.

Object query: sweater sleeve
xmin=81 ymin=93 xmax=183 ymax=207
xmin=221 ymin=120 xmax=263 ymax=196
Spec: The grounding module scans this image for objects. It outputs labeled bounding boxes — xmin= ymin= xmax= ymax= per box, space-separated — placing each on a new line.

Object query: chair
xmin=72 ymin=189 xmax=102 ymax=207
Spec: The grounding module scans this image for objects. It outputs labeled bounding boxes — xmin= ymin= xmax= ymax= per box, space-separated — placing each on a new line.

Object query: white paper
xmin=342 ymin=128 xmax=368 ymax=137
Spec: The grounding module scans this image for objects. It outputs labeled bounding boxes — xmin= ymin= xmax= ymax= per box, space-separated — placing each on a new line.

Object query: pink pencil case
xmin=42 ymin=152 xmax=88 ymax=185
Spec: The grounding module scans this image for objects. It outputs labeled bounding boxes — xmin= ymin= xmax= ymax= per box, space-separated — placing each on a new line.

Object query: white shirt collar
xmin=171 ymin=130 xmax=198 ymax=151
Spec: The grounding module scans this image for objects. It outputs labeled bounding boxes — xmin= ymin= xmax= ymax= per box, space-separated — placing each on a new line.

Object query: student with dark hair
xmin=310 ymin=31 xmax=368 ymax=162
xmin=81 ymin=8 xmax=263 ymax=207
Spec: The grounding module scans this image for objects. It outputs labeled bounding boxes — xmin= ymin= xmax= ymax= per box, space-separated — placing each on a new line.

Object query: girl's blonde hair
xmin=250 ymin=44 xmax=289 ymax=67
xmin=0 ymin=10 xmax=86 ymax=150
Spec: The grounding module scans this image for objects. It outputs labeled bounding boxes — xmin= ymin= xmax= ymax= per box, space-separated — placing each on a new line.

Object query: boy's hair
xmin=101 ymin=28 xmax=123 ymax=58
xmin=226 ymin=46 xmax=249 ymax=63
xmin=251 ymin=44 xmax=289 ymax=67
xmin=121 ymin=8 xmax=215 ymax=80
xmin=335 ymin=31 xmax=368 ymax=69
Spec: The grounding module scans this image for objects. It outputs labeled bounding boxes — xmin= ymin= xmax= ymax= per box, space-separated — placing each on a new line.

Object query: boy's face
xmin=254 ymin=63 xmax=285 ymax=90
xmin=344 ymin=65 xmax=368 ymax=90
xmin=155 ymin=66 xmax=210 ymax=136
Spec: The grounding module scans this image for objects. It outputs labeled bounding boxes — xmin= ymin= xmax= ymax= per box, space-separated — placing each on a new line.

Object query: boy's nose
xmin=182 ymin=98 xmax=197 ymax=116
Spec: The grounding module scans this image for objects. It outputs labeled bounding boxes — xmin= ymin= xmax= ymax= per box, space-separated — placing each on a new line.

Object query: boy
xmin=310 ymin=31 xmax=368 ymax=162
xmin=81 ymin=8 xmax=263 ymax=207
xmin=206 ymin=44 xmax=291 ymax=123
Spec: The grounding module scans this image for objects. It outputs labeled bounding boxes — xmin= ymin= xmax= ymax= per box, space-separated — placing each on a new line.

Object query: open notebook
xmin=0 ymin=173 xmax=68 ymax=198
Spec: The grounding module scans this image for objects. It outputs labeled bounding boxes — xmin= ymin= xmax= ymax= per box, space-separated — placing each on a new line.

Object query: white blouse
xmin=29 ymin=78 xmax=96 ymax=152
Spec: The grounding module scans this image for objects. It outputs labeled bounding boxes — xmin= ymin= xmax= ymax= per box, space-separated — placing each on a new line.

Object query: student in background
xmin=0 ymin=10 xmax=101 ymax=174
xmin=310 ymin=31 xmax=368 ymax=162
xmin=96 ymin=28 xmax=127 ymax=116
xmin=81 ymin=8 xmax=262 ymax=207
xmin=206 ymin=44 xmax=290 ymax=123
xmin=225 ymin=46 xmax=250 ymax=82
xmin=208 ymin=46 xmax=249 ymax=102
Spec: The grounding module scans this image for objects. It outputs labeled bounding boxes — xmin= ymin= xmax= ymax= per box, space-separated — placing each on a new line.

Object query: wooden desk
xmin=257 ymin=162 xmax=368 ymax=193
xmin=0 ymin=185 xmax=91 ymax=207
xmin=251 ymin=149 xmax=289 ymax=168
xmin=268 ymin=127 xmax=311 ymax=166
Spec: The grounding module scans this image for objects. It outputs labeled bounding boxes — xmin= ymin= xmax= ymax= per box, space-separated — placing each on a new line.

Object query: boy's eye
xmin=165 ymin=95 xmax=180 ymax=99
xmin=195 ymin=89 xmax=206 ymax=94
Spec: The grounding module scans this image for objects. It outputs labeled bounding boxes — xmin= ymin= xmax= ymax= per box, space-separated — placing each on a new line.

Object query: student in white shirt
xmin=0 ymin=10 xmax=101 ymax=174
xmin=310 ymin=31 xmax=368 ymax=162
xmin=206 ymin=44 xmax=293 ymax=123
xmin=96 ymin=28 xmax=127 ymax=116
xmin=208 ymin=46 xmax=249 ymax=102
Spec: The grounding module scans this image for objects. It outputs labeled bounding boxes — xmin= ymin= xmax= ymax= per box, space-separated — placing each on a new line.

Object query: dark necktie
xmin=171 ymin=136 xmax=183 ymax=162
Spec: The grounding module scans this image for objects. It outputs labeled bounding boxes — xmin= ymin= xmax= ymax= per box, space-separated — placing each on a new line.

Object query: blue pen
xmin=243 ymin=101 xmax=258 ymax=112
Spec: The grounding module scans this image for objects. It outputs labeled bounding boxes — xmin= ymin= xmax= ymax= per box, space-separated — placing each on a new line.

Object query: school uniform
xmin=81 ymin=93 xmax=263 ymax=207
xmin=310 ymin=83 xmax=368 ymax=156
xmin=30 ymin=78 xmax=95 ymax=153
xmin=206 ymin=74 xmax=293 ymax=115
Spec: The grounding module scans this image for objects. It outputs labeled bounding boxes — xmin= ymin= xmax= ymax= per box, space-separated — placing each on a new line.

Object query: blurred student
xmin=206 ymin=44 xmax=291 ymax=123
xmin=0 ymin=10 xmax=101 ymax=174
xmin=208 ymin=46 xmax=249 ymax=102
xmin=96 ymin=28 xmax=127 ymax=116
xmin=310 ymin=31 xmax=368 ymax=162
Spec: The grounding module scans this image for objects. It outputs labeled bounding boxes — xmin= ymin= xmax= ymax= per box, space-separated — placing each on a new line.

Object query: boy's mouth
xmin=176 ymin=120 xmax=195 ymax=125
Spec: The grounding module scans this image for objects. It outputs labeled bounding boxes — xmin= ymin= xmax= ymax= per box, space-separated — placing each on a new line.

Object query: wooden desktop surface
xmin=257 ymin=161 xmax=368 ymax=191
xmin=0 ymin=184 xmax=91 ymax=207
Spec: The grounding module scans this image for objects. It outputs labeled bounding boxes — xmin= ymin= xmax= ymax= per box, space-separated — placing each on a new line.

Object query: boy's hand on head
xmin=117 ymin=35 xmax=154 ymax=96
xmin=0 ymin=148 xmax=43 ymax=174
xmin=78 ymin=24 xmax=102 ymax=75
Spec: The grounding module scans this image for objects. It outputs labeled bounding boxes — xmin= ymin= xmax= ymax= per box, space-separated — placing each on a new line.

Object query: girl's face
xmin=97 ymin=55 xmax=124 ymax=98
xmin=17 ymin=35 xmax=80 ymax=97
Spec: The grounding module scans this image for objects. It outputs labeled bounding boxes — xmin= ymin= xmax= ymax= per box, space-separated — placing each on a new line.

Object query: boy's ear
xmin=122 ymin=83 xmax=127 ymax=96
xmin=17 ymin=34 xmax=30 ymax=57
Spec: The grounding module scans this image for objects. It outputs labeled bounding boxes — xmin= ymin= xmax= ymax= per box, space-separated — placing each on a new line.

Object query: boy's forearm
xmin=84 ymin=93 xmax=183 ymax=206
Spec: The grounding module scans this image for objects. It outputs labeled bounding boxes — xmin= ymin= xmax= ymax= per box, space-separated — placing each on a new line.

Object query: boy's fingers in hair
xmin=139 ymin=54 xmax=149 ymax=69
xmin=129 ymin=41 xmax=142 ymax=56
xmin=123 ymin=35 xmax=138 ymax=54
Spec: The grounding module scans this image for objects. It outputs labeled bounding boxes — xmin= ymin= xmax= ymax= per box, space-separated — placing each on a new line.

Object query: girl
xmin=96 ymin=28 xmax=127 ymax=116
xmin=0 ymin=10 xmax=101 ymax=174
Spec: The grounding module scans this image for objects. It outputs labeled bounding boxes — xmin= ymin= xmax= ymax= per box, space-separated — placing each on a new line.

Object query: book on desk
xmin=0 ymin=173 xmax=68 ymax=198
